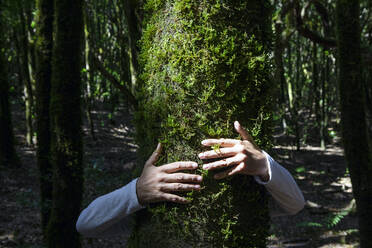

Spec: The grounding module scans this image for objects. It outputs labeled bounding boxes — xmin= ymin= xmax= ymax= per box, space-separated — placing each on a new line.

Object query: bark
xmin=46 ymin=0 xmax=84 ymax=247
xmin=336 ymin=1 xmax=372 ymax=247
xmin=35 ymin=0 xmax=53 ymax=240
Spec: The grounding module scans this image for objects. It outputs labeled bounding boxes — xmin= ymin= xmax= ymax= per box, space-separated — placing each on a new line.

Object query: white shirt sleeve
xmin=254 ymin=151 xmax=305 ymax=217
xmin=76 ymin=179 xmax=145 ymax=238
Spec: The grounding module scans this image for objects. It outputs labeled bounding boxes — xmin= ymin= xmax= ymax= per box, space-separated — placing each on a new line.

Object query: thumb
xmin=146 ymin=143 xmax=162 ymax=166
xmin=234 ymin=121 xmax=260 ymax=150
xmin=234 ymin=121 xmax=251 ymax=141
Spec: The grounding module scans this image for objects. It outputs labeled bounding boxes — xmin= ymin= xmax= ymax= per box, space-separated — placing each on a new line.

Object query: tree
xmin=0 ymin=0 xmax=20 ymax=168
xmin=35 ymin=0 xmax=53 ymax=240
xmin=131 ymin=0 xmax=273 ymax=247
xmin=336 ymin=0 xmax=372 ymax=247
xmin=17 ymin=0 xmax=34 ymax=146
xmin=45 ymin=0 xmax=84 ymax=247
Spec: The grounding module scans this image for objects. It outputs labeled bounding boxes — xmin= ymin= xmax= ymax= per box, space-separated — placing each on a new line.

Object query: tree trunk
xmin=0 ymin=3 xmax=20 ymax=168
xmin=35 ymin=0 xmax=54 ymax=240
xmin=336 ymin=1 xmax=372 ymax=247
xmin=18 ymin=1 xmax=34 ymax=146
xmin=122 ymin=0 xmax=141 ymax=90
xmin=46 ymin=0 xmax=84 ymax=247
xmin=131 ymin=1 xmax=273 ymax=247
xmin=274 ymin=20 xmax=287 ymax=132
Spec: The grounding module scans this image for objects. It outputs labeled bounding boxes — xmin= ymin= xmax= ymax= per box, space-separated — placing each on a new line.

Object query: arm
xmin=76 ymin=143 xmax=202 ymax=238
xmin=254 ymin=151 xmax=305 ymax=216
xmin=199 ymin=121 xmax=305 ymax=216
xmin=76 ymin=179 xmax=143 ymax=238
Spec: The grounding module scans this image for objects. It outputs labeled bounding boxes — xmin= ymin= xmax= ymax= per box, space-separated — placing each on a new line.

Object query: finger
xmin=161 ymin=161 xmax=198 ymax=173
xmin=146 ymin=143 xmax=162 ymax=166
xmin=198 ymin=146 xmax=244 ymax=159
xmin=163 ymin=173 xmax=203 ymax=183
xmin=161 ymin=193 xmax=190 ymax=204
xmin=234 ymin=121 xmax=260 ymax=149
xmin=234 ymin=121 xmax=252 ymax=141
xmin=160 ymin=183 xmax=201 ymax=192
xmin=214 ymin=162 xmax=245 ymax=179
xmin=202 ymin=153 xmax=245 ymax=170
xmin=201 ymin=138 xmax=239 ymax=147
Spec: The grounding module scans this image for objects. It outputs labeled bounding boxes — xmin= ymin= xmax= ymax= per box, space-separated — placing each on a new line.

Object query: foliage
xmin=131 ymin=0 xmax=274 ymax=247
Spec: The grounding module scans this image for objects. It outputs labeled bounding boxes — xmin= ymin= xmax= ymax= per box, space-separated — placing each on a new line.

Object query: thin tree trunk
xmin=0 ymin=3 xmax=20 ymax=168
xmin=46 ymin=0 xmax=84 ymax=247
xmin=35 ymin=0 xmax=54 ymax=240
xmin=18 ymin=1 xmax=34 ymax=146
xmin=274 ymin=20 xmax=287 ymax=132
xmin=122 ymin=0 xmax=141 ymax=91
xmin=336 ymin=1 xmax=372 ymax=247
xmin=83 ymin=8 xmax=96 ymax=140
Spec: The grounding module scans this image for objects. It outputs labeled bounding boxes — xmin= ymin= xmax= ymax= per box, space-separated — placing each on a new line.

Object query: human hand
xmin=198 ymin=121 xmax=269 ymax=181
xmin=136 ymin=143 xmax=203 ymax=205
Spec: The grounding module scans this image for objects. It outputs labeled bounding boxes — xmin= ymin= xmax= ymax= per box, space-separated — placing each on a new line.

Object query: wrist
xmin=257 ymin=151 xmax=271 ymax=183
xmin=135 ymin=177 xmax=145 ymax=206
xmin=258 ymin=167 xmax=270 ymax=182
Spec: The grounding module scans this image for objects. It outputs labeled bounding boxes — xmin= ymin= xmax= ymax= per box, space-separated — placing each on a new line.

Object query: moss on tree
xmin=131 ymin=0 xmax=274 ymax=247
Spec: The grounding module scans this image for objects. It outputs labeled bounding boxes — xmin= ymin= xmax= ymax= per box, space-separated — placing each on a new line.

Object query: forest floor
xmin=0 ymin=102 xmax=359 ymax=248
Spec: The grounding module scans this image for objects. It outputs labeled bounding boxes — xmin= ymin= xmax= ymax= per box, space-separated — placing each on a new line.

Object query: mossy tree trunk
xmin=35 ymin=0 xmax=53 ymax=240
xmin=46 ymin=0 xmax=84 ymax=247
xmin=132 ymin=1 xmax=273 ymax=247
xmin=0 ymin=2 xmax=20 ymax=168
xmin=336 ymin=0 xmax=372 ymax=247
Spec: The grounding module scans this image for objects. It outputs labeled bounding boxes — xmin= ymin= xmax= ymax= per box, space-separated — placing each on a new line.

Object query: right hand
xmin=136 ymin=143 xmax=202 ymax=205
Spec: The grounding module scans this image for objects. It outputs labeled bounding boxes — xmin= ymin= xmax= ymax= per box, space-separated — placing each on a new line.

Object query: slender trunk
xmin=46 ymin=0 xmax=84 ymax=247
xmin=18 ymin=2 xmax=34 ymax=146
xmin=336 ymin=1 xmax=372 ymax=247
xmin=83 ymin=8 xmax=96 ymax=140
xmin=274 ymin=21 xmax=287 ymax=131
xmin=0 ymin=4 xmax=20 ymax=167
xmin=35 ymin=0 xmax=54 ymax=240
xmin=122 ymin=0 xmax=141 ymax=91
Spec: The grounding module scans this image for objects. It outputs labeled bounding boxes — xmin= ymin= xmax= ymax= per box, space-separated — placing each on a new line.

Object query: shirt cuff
xmin=254 ymin=150 xmax=272 ymax=185
xmin=124 ymin=178 xmax=146 ymax=212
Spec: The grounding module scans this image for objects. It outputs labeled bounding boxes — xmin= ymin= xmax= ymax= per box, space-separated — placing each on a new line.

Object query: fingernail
xmin=192 ymin=163 xmax=198 ymax=168
xmin=202 ymin=165 xmax=208 ymax=170
xmin=234 ymin=121 xmax=239 ymax=129
xmin=197 ymin=176 xmax=203 ymax=181
xmin=201 ymin=140 xmax=207 ymax=145
xmin=198 ymin=153 xmax=204 ymax=158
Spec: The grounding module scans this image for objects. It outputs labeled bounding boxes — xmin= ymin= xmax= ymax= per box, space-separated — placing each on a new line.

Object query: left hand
xmin=198 ymin=121 xmax=269 ymax=181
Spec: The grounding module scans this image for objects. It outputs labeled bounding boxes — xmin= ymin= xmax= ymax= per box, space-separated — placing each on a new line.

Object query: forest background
xmin=0 ymin=0 xmax=371 ymax=247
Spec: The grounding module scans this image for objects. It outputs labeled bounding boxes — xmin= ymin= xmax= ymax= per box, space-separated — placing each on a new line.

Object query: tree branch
xmin=293 ymin=0 xmax=337 ymax=48
xmin=92 ymin=55 xmax=138 ymax=110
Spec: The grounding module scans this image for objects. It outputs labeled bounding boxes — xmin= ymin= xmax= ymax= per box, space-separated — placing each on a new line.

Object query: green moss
xmin=131 ymin=0 xmax=273 ymax=247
